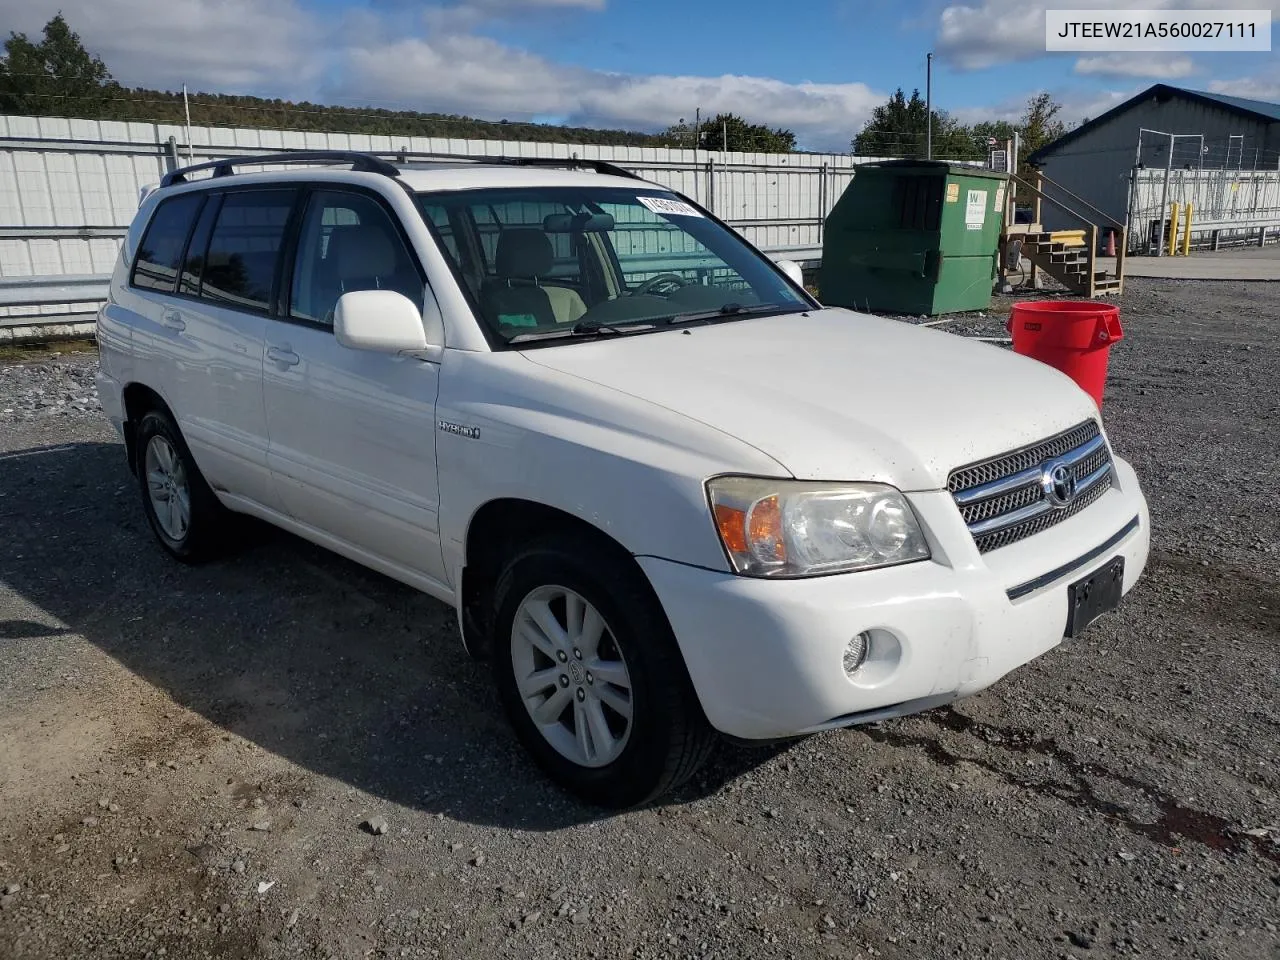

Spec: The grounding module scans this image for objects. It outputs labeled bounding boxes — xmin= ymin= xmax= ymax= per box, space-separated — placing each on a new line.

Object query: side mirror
xmin=775 ymin=259 xmax=805 ymax=288
xmin=334 ymin=290 xmax=433 ymax=354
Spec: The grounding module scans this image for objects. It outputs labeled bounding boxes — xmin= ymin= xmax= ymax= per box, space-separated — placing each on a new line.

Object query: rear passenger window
xmin=200 ymin=190 xmax=296 ymax=313
xmin=179 ymin=195 xmax=222 ymax=296
xmin=131 ymin=194 xmax=203 ymax=293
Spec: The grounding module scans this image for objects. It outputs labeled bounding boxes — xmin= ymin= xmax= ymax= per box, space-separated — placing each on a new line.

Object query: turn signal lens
xmin=713 ymin=504 xmax=748 ymax=554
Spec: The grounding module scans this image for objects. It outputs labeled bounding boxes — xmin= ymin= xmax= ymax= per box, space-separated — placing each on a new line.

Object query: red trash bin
xmin=1006 ymin=301 xmax=1124 ymax=407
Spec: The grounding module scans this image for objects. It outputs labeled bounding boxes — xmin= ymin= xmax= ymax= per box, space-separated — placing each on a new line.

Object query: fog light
xmin=843 ymin=632 xmax=871 ymax=676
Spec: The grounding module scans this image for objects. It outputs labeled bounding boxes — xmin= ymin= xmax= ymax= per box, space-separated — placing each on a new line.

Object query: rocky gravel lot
xmin=1 ymin=278 xmax=1277 ymax=960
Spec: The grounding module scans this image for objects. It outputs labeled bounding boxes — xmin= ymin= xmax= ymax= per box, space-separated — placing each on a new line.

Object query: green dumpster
xmin=819 ymin=160 xmax=1008 ymax=316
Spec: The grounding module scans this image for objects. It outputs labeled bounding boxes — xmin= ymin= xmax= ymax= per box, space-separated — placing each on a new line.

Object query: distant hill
xmin=38 ymin=87 xmax=677 ymax=148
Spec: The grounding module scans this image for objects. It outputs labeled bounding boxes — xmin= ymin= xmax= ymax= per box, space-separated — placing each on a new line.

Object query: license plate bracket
xmin=1065 ymin=557 xmax=1125 ymax=638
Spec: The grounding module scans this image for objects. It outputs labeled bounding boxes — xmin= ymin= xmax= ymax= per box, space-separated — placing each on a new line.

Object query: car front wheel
xmin=491 ymin=533 xmax=715 ymax=808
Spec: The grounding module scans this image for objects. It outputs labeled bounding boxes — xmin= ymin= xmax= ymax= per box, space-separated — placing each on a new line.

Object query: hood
xmin=520 ymin=308 xmax=1101 ymax=491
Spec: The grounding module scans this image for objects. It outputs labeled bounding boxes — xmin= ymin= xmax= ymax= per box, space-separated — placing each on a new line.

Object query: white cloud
xmin=936 ymin=0 xmax=1050 ymax=70
xmin=1206 ymin=76 xmax=1280 ymax=103
xmin=1074 ymin=53 xmax=1197 ymax=80
xmin=949 ymin=86 xmax=1135 ymax=128
xmin=937 ymin=0 xmax=1280 ymax=70
xmin=0 ymin=0 xmax=326 ymax=95
xmin=342 ymin=34 xmax=883 ymax=149
xmin=0 ymin=0 xmax=882 ymax=150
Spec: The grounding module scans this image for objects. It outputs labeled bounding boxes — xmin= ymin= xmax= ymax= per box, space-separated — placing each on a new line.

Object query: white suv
xmin=96 ymin=151 xmax=1150 ymax=807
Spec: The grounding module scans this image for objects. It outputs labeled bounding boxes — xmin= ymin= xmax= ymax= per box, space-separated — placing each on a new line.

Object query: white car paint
xmin=98 ymin=160 xmax=1151 ymax=744
xmin=519 ymin=308 xmax=1102 ymax=490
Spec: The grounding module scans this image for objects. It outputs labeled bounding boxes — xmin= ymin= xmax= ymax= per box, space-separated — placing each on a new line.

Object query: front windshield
xmin=415 ymin=186 xmax=809 ymax=344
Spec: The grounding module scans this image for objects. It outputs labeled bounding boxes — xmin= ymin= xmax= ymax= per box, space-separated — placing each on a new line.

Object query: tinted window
xmin=179 ymin=194 xmax=222 ymax=296
xmin=290 ymin=191 xmax=423 ymax=327
xmin=201 ymin=190 xmax=296 ymax=313
xmin=131 ymin=194 xmax=203 ymax=293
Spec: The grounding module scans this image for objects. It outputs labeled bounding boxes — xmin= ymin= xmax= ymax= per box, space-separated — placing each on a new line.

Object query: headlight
xmin=707 ymin=477 xmax=930 ymax=577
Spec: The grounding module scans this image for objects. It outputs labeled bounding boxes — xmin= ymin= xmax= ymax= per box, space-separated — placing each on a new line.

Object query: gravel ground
xmin=1 ymin=278 xmax=1277 ymax=960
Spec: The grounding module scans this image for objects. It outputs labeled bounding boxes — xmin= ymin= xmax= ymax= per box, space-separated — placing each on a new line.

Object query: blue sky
xmin=2 ymin=0 xmax=1277 ymax=150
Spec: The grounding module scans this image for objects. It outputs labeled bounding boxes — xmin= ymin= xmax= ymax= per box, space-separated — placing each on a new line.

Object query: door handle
xmin=161 ymin=309 xmax=185 ymax=332
xmin=266 ymin=345 xmax=301 ymax=367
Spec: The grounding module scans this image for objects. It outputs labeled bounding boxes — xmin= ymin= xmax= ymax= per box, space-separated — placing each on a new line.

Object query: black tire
xmin=134 ymin=408 xmax=228 ymax=563
xmin=491 ymin=532 xmax=716 ymax=808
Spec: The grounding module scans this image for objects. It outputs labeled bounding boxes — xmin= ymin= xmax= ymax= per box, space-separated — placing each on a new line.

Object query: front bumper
xmin=640 ymin=456 xmax=1151 ymax=740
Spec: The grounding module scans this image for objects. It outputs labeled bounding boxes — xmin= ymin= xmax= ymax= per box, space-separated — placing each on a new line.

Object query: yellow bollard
xmin=1168 ymin=203 xmax=1180 ymax=256
xmin=1182 ymin=203 xmax=1194 ymax=256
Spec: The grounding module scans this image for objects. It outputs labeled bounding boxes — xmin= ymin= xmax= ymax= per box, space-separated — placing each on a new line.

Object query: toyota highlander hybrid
xmin=96 ymin=151 xmax=1150 ymax=807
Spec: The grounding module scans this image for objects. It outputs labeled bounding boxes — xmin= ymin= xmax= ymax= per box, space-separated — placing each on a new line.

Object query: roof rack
xmin=158 ymin=149 xmax=642 ymax=189
xmin=386 ymin=150 xmax=643 ymax=182
xmin=159 ymin=151 xmax=400 ymax=188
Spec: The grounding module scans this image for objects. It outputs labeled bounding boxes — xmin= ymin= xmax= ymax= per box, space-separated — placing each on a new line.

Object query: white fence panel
xmin=0 ymin=113 xmax=886 ymax=325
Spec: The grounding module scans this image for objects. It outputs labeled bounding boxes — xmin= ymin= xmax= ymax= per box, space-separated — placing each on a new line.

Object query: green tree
xmin=971 ymin=119 xmax=1018 ymax=147
xmin=971 ymin=95 xmax=1068 ymax=179
xmin=1017 ymin=92 xmax=1066 ymax=177
xmin=853 ymin=88 xmax=981 ymax=160
xmin=662 ymin=113 xmax=796 ymax=152
xmin=701 ymin=113 xmax=796 ymax=152
xmin=0 ymin=14 xmax=114 ymax=114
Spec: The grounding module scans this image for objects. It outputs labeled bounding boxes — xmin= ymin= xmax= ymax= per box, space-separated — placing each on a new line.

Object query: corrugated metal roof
xmin=1182 ymin=88 xmax=1280 ymax=122
xmin=1029 ymin=83 xmax=1280 ymax=163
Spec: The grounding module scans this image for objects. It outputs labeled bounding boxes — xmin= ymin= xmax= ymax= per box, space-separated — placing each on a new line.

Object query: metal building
xmin=1029 ymin=84 xmax=1280 ymax=241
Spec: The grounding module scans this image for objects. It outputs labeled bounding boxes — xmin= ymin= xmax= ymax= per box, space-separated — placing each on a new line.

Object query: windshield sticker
xmin=637 ymin=196 xmax=703 ymax=218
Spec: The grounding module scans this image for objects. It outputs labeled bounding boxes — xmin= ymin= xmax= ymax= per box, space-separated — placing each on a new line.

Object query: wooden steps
xmin=1008 ymin=230 xmax=1123 ymax=297
xmin=999 ymin=173 xmax=1125 ymax=299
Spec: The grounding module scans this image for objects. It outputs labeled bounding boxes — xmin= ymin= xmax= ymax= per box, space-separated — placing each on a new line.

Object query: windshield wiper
xmin=570 ymin=318 xmax=659 ymax=335
xmin=506 ymin=304 xmax=793 ymax=344
xmin=506 ymin=320 xmax=655 ymax=343
xmin=658 ymin=302 xmax=795 ymax=326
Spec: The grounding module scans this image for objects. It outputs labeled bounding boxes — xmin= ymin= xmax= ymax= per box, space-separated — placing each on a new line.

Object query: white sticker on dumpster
xmin=965 ymin=189 xmax=987 ymax=230
xmin=637 ymin=196 xmax=702 ymax=217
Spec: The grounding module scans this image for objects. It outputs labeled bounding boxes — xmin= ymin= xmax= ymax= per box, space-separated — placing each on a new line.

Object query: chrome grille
xmin=972 ymin=475 xmax=1111 ymax=553
xmin=958 ymin=481 xmax=1042 ymax=526
xmin=948 ymin=420 xmax=1114 ymax=554
xmin=948 ymin=421 xmax=1100 ymax=493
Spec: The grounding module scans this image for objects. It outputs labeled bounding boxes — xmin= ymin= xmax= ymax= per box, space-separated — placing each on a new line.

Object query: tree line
xmin=853 ymin=87 xmax=1068 ymax=179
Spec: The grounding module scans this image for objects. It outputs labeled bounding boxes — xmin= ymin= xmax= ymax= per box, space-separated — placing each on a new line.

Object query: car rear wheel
xmin=135 ymin=409 xmax=227 ymax=563
xmin=491 ymin=533 xmax=715 ymax=808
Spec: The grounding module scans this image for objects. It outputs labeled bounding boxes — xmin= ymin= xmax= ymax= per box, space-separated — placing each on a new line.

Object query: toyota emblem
xmin=1040 ymin=459 xmax=1077 ymax=508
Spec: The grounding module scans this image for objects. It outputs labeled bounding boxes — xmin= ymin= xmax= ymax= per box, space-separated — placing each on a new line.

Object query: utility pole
xmin=926 ymin=52 xmax=933 ymax=160
xmin=723 ymin=118 xmax=729 ymax=154
xmin=694 ymin=107 xmax=702 ymax=205
xmin=182 ymin=84 xmax=194 ymax=163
